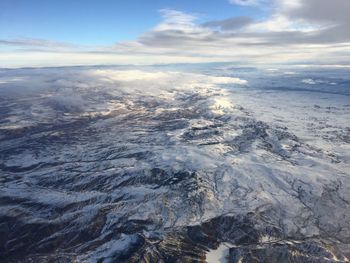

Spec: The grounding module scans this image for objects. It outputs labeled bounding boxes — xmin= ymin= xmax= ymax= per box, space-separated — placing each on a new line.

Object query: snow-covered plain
xmin=0 ymin=64 xmax=349 ymax=262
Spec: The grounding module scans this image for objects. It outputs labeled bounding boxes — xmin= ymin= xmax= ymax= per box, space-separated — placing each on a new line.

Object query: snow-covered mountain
xmin=0 ymin=65 xmax=349 ymax=262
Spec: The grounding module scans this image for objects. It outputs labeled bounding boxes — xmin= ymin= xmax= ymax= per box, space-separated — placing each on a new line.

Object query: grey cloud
xmin=226 ymin=0 xmax=350 ymax=45
xmin=247 ymin=0 xmax=350 ymax=45
xmin=280 ymin=0 xmax=350 ymax=45
xmin=0 ymin=38 xmax=81 ymax=52
xmin=202 ymin=17 xmax=254 ymax=31
xmin=138 ymin=26 xmax=349 ymax=52
xmin=230 ymin=28 xmax=350 ymax=47
xmin=139 ymin=30 xmax=219 ymax=48
xmin=287 ymin=0 xmax=350 ymax=24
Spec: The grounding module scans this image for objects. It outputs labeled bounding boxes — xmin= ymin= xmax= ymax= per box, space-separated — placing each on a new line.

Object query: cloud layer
xmin=1 ymin=0 xmax=349 ymax=67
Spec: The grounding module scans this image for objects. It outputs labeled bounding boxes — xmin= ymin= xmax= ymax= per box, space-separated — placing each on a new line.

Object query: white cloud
xmin=246 ymin=14 xmax=319 ymax=33
xmin=301 ymin=78 xmax=316 ymax=85
xmin=229 ymin=0 xmax=269 ymax=7
xmin=158 ymin=9 xmax=197 ymax=28
xmin=89 ymin=69 xmax=247 ymax=94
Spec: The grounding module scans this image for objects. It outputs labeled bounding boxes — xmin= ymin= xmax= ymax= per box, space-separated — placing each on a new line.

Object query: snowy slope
xmin=0 ymin=65 xmax=349 ymax=262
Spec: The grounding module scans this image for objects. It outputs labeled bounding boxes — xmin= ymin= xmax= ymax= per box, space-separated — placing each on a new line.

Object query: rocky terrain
xmin=0 ymin=65 xmax=349 ymax=262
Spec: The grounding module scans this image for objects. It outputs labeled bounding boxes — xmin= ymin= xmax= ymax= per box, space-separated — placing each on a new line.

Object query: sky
xmin=0 ymin=0 xmax=350 ymax=67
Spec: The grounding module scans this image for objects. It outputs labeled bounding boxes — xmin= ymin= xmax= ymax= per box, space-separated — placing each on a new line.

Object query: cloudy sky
xmin=1 ymin=0 xmax=349 ymax=67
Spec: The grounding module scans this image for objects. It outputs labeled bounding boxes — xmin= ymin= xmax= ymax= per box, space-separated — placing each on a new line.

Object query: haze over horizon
xmin=1 ymin=0 xmax=350 ymax=67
